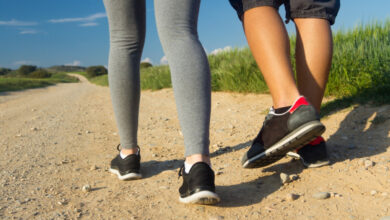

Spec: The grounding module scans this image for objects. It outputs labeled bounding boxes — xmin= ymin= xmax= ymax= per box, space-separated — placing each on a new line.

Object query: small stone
xmin=313 ymin=192 xmax=330 ymax=200
xmin=179 ymin=131 xmax=183 ymax=136
xmin=159 ymin=186 xmax=169 ymax=190
xmin=31 ymin=127 xmax=38 ymax=131
xmin=216 ymin=171 xmax=223 ymax=175
xmin=152 ymin=154 xmax=158 ymax=157
xmin=57 ymin=200 xmax=67 ymax=205
xmin=371 ymin=190 xmax=377 ymax=195
xmin=280 ymin=173 xmax=290 ymax=184
xmin=31 ymin=109 xmax=36 ymax=112
xmin=82 ymin=185 xmax=91 ymax=193
xmin=15 ymin=134 xmax=22 ymax=137
xmin=90 ymin=165 xmax=98 ymax=171
xmin=382 ymin=192 xmax=388 ymax=197
xmin=285 ymin=193 xmax=299 ymax=201
xmin=290 ymin=174 xmax=299 ymax=181
xmin=209 ymin=215 xmax=224 ymax=220
xmin=86 ymin=130 xmax=91 ymax=134
xmin=364 ymin=160 xmax=375 ymax=169
xmin=113 ymin=132 xmax=117 ymax=136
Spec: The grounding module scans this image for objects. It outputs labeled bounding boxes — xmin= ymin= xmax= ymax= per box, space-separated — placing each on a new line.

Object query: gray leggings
xmin=103 ymin=0 xmax=211 ymax=156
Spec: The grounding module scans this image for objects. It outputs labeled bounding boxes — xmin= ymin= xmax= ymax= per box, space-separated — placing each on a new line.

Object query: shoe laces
xmin=178 ymin=165 xmax=184 ymax=179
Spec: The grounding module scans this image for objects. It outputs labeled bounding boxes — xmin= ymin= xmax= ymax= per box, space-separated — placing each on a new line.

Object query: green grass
xmin=77 ymin=20 xmax=390 ymax=115
xmin=0 ymin=73 xmax=79 ymax=93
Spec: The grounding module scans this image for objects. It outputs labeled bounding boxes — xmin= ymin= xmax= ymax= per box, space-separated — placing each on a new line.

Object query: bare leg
xmin=294 ymin=18 xmax=333 ymax=112
xmin=242 ymin=6 xmax=300 ymax=108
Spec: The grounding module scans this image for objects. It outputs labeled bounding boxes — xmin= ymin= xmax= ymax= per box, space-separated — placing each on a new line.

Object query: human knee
xmin=110 ymin=29 xmax=144 ymax=54
xmin=158 ymin=22 xmax=198 ymax=46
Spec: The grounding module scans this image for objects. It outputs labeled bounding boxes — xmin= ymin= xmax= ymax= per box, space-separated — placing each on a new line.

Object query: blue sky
xmin=0 ymin=0 xmax=389 ymax=69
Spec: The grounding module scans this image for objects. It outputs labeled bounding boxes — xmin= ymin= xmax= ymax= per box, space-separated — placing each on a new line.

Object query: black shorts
xmin=229 ymin=0 xmax=340 ymax=25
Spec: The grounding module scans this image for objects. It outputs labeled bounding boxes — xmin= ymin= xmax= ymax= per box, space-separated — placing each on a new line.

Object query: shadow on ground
xmin=325 ymin=104 xmax=390 ymax=164
xmin=141 ymin=159 xmax=184 ymax=179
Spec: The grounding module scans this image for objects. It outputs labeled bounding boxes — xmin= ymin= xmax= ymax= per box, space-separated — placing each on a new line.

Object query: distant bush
xmin=86 ymin=66 xmax=107 ymax=78
xmin=0 ymin=68 xmax=12 ymax=75
xmin=29 ymin=69 xmax=52 ymax=78
xmin=18 ymin=65 xmax=37 ymax=76
xmin=140 ymin=62 xmax=153 ymax=69
xmin=46 ymin=65 xmax=86 ymax=73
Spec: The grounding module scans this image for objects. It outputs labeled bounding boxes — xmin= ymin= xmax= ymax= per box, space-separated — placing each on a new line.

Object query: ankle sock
xmin=274 ymin=106 xmax=291 ymax=114
xmin=184 ymin=161 xmax=193 ymax=174
xmin=184 ymin=161 xmax=211 ymax=174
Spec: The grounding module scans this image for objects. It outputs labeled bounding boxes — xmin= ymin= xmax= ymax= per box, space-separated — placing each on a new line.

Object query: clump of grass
xmin=208 ymin=48 xmax=268 ymax=93
xmin=0 ymin=73 xmax=78 ymax=93
xmin=90 ymin=74 xmax=108 ymax=86
xmin=140 ymin=65 xmax=171 ymax=90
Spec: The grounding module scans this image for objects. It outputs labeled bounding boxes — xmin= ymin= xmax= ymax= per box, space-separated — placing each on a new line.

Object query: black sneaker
xmin=242 ymin=96 xmax=326 ymax=168
xmin=178 ymin=162 xmax=220 ymax=205
xmin=109 ymin=144 xmax=142 ymax=180
xmin=287 ymin=136 xmax=330 ymax=168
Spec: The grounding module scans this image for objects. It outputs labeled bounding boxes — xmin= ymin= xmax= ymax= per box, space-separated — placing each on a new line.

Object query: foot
xmin=287 ymin=136 xmax=330 ymax=168
xmin=109 ymin=145 xmax=142 ymax=180
xmin=178 ymin=162 xmax=220 ymax=205
xmin=242 ymin=96 xmax=326 ymax=168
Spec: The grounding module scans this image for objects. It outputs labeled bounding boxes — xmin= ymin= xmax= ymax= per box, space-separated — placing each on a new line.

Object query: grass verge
xmin=0 ymin=73 xmax=79 ymax=93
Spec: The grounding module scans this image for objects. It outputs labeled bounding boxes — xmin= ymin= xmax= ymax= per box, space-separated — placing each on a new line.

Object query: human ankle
xmin=120 ymin=147 xmax=139 ymax=157
xmin=185 ymin=154 xmax=210 ymax=166
xmin=273 ymin=94 xmax=300 ymax=109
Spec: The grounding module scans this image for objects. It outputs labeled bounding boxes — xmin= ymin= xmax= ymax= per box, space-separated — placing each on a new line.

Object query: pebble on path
xmin=364 ymin=160 xmax=375 ymax=169
xmin=285 ymin=193 xmax=299 ymax=201
xmin=313 ymin=192 xmax=331 ymax=200
xmin=280 ymin=173 xmax=290 ymax=184
xmin=82 ymin=185 xmax=91 ymax=193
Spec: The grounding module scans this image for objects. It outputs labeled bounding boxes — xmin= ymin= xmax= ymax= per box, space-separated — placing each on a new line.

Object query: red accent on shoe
xmin=295 ymin=136 xmax=325 ymax=152
xmin=289 ymin=96 xmax=310 ymax=113
xmin=308 ymin=136 xmax=325 ymax=146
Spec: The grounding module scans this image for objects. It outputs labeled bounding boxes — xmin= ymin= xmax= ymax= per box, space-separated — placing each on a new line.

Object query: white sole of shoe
xmin=179 ymin=191 xmax=220 ymax=205
xmin=109 ymin=168 xmax=142 ymax=181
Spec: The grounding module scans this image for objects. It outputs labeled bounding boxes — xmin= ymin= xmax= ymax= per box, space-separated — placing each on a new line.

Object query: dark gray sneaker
xmin=109 ymin=145 xmax=142 ymax=180
xmin=178 ymin=162 xmax=220 ymax=205
xmin=242 ymin=96 xmax=326 ymax=168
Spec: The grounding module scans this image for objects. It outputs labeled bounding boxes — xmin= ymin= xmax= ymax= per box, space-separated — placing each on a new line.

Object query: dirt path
xmin=0 ymin=75 xmax=389 ymax=219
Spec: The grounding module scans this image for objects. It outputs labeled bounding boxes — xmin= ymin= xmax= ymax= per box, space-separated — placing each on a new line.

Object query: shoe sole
xmin=109 ymin=168 xmax=142 ymax=181
xmin=286 ymin=152 xmax=330 ymax=168
xmin=243 ymin=120 xmax=325 ymax=168
xmin=179 ymin=191 xmax=220 ymax=205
